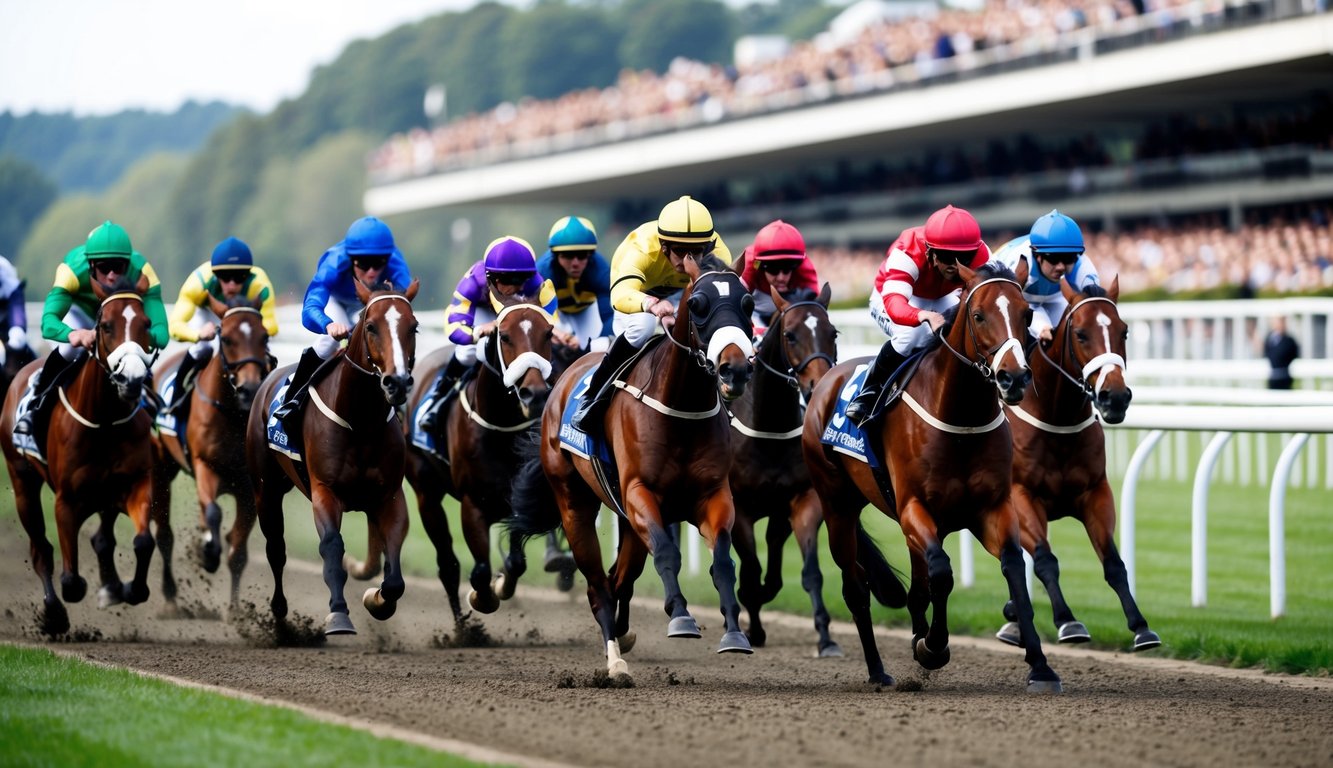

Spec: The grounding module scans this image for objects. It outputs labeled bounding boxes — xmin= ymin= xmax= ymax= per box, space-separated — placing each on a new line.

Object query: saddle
xmin=12 ymin=355 xmax=89 ymax=464
xmin=861 ymin=347 xmax=929 ymax=425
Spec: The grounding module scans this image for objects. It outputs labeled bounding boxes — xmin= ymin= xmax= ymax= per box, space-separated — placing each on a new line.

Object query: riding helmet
xmin=752 ymin=219 xmax=806 ymax=261
xmin=923 ymin=205 xmax=982 ymax=251
xmin=84 ymin=220 xmax=133 ymax=259
xmin=1029 ymin=210 xmax=1085 ymax=254
xmin=483 ymin=236 xmax=537 ymax=273
xmin=211 ymin=237 xmax=253 ymax=270
xmin=656 ymin=196 xmax=715 ymax=244
xmin=548 ymin=216 xmax=598 ymax=252
xmin=345 ymin=216 xmax=396 ymax=255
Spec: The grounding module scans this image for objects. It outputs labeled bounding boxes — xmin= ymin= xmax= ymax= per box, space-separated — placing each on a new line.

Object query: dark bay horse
xmin=150 ymin=295 xmax=273 ymax=610
xmin=1 ymin=280 xmax=158 ymax=635
xmin=509 ymin=256 xmax=755 ymax=680
xmin=245 ymin=279 xmax=419 ymax=635
xmin=997 ymin=269 xmax=1160 ymax=651
xmin=803 ymin=263 xmax=1063 ymax=693
xmin=728 ymin=283 xmax=906 ymax=657
xmin=401 ymin=295 xmax=559 ymax=620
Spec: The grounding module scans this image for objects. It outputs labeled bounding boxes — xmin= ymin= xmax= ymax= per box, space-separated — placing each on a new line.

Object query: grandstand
xmin=364 ymin=0 xmax=1331 ymax=295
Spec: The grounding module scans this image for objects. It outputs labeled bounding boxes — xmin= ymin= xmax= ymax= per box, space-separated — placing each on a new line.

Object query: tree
xmin=500 ymin=2 xmax=621 ymax=101
xmin=618 ymin=0 xmax=735 ymax=74
xmin=0 ymin=156 xmax=58 ymax=257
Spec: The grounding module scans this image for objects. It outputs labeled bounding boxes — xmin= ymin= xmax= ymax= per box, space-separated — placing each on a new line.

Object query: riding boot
xmin=845 ymin=342 xmax=906 ymax=428
xmin=13 ymin=351 xmax=77 ymax=436
xmin=170 ymin=348 xmax=211 ymax=411
xmin=271 ymin=348 xmax=323 ymax=425
xmin=570 ymin=335 xmax=636 ymax=434
xmin=418 ymin=355 xmax=467 ymax=431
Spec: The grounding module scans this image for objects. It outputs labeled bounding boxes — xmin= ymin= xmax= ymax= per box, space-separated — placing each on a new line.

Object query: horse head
xmin=91 ymin=276 xmax=155 ymax=403
xmin=487 ymin=292 xmax=555 ymax=417
xmin=765 ymin=282 xmax=836 ymax=399
xmin=680 ymin=255 xmax=754 ymax=401
xmin=206 ymin=293 xmax=272 ymax=411
xmin=1056 ymin=274 xmax=1131 ymax=423
xmin=352 ymin=278 xmax=420 ymax=406
xmin=949 ymin=262 xmax=1032 ymax=405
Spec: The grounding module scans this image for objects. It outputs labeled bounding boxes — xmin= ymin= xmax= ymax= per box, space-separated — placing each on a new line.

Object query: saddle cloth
xmin=11 ymin=380 xmax=43 ymax=464
xmin=557 ymin=369 xmax=613 ymax=464
xmin=819 ymin=363 xmax=879 ymax=467
xmin=264 ymin=373 xmax=301 ymax=461
xmin=408 ymin=368 xmax=446 ymax=461
xmin=153 ymin=370 xmax=182 ymax=437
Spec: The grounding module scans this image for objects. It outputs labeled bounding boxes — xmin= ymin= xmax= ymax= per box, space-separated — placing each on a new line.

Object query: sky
xmin=0 ymin=0 xmax=498 ymax=116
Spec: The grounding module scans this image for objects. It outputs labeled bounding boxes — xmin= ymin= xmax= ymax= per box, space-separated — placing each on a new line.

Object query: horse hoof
xmin=123 ymin=581 xmax=149 ymax=606
xmin=1133 ymin=630 xmax=1162 ymax=652
xmin=616 ymin=632 xmax=636 ymax=655
xmin=362 ymin=587 xmax=397 ymax=621
xmin=913 ymin=637 xmax=951 ymax=670
xmin=343 ymin=554 xmax=379 ymax=581
xmin=467 ymin=589 xmax=499 ymax=615
xmin=1058 ymin=621 xmax=1091 ymax=644
xmin=746 ymin=626 xmax=766 ymax=648
xmin=1026 ymin=677 xmax=1064 ymax=694
xmin=716 ymin=630 xmax=753 ymax=654
xmin=324 ymin=612 xmax=357 ymax=635
xmin=41 ymin=599 xmax=70 ymax=637
xmin=817 ymin=642 xmax=844 ymax=659
xmin=494 ymin=573 xmax=517 ymax=601
xmin=555 ymin=568 xmax=576 ymax=592
xmin=995 ymin=622 xmax=1022 ymax=647
xmin=868 ymin=671 xmax=896 ymax=687
xmin=97 ymin=583 xmax=125 ymax=609
xmin=271 ymin=596 xmax=288 ymax=621
xmin=667 ymin=615 xmax=701 ymax=638
xmin=61 ymin=575 xmax=87 ymax=604
xmin=544 ymin=551 xmax=575 ymax=574
xmin=608 ymin=659 xmax=631 ymax=679
xmin=202 ymin=541 xmax=222 ymax=574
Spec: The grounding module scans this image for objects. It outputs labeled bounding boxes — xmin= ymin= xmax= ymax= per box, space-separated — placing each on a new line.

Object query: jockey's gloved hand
xmin=7 ymin=326 xmax=26 ymax=350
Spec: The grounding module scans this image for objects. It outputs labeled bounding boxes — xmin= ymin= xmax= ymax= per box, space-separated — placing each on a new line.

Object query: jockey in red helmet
xmin=737 ymin=219 xmax=820 ymax=334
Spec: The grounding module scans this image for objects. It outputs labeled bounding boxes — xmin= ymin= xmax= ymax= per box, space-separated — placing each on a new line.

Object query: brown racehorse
xmin=400 ymin=295 xmax=559 ymax=620
xmin=727 ymin=283 xmax=905 ymax=656
xmin=997 ymin=268 xmax=1160 ymax=651
xmin=150 ymin=294 xmax=273 ymax=610
xmin=1 ymin=279 xmax=158 ymax=635
xmin=803 ymin=262 xmax=1064 ymax=693
xmin=245 ymin=279 xmax=419 ymax=635
xmin=509 ymin=256 xmax=756 ymax=680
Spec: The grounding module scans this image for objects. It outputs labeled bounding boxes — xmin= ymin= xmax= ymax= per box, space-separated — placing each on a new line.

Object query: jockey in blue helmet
xmin=994 ymin=209 xmax=1100 ymax=345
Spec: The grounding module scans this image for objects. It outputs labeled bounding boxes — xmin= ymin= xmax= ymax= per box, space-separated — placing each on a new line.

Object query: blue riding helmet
xmin=211 ymin=237 xmax=253 ymax=269
xmin=1029 ymin=210 xmax=1084 ymax=254
xmin=345 ymin=216 xmax=396 ymax=255
xmin=484 ymin=236 xmax=537 ymax=274
xmin=548 ymin=216 xmax=598 ymax=252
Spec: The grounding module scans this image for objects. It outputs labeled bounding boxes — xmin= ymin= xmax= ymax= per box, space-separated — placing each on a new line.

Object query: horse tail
xmin=856 ymin=521 xmax=908 ymax=609
xmin=506 ymin=425 xmax=561 ymax=545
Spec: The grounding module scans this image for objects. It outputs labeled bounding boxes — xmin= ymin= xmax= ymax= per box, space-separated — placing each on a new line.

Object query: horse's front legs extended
xmin=698 ymin=491 xmax=751 ymax=654
xmin=124 ymin=476 xmax=155 ymax=605
xmin=460 ymin=496 xmax=498 ymax=614
xmin=1083 ymin=483 xmax=1160 ymax=651
xmin=311 ymin=484 xmax=353 ymax=635
xmin=899 ymin=500 xmax=951 ymax=671
xmin=194 ymin=464 xmax=225 ymax=574
xmin=791 ymin=489 xmax=840 ymax=658
xmin=362 ymin=491 xmax=408 ymax=622
xmin=626 ymin=486 xmax=697 ymax=638
xmin=996 ymin=532 xmax=1062 ymax=692
xmin=53 ymin=495 xmax=87 ymax=605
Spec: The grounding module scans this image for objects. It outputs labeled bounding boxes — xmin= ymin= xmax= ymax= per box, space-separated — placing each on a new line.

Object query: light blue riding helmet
xmin=548 ymin=216 xmax=598 ymax=252
xmin=1029 ymin=210 xmax=1084 ymax=254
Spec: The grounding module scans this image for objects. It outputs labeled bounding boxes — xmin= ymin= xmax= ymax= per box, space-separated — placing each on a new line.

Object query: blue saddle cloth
xmin=557 ymin=369 xmax=612 ymax=465
xmin=11 ymin=382 xmax=43 ymax=464
xmin=264 ymin=373 xmax=301 ymax=461
xmin=408 ymin=368 xmax=446 ymax=461
xmin=153 ymin=370 xmax=181 ymax=436
xmin=819 ymin=364 xmax=879 ymax=467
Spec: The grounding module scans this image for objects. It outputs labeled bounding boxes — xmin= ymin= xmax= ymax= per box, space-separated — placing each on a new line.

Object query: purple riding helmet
xmin=483 ymin=236 xmax=537 ymax=277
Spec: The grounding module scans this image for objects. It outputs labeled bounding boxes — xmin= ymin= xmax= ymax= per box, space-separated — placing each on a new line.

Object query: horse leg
xmin=311 ymin=484 xmax=354 ymax=635
xmin=413 ymin=480 xmax=463 ymax=619
xmin=193 ymin=463 xmax=225 ymax=574
xmin=792 ymin=489 xmax=840 ymax=658
xmin=760 ymin=512 xmax=790 ymax=603
xmin=254 ymin=471 xmax=292 ymax=621
xmin=608 ymin=521 xmax=648 ymax=655
xmin=1083 ymin=484 xmax=1160 ymax=651
xmin=345 ymin=521 xmax=384 ymax=582
xmin=92 ymin=510 xmax=125 ymax=608
xmin=999 ymin=487 xmax=1081 ymax=645
xmin=544 ymin=531 xmax=576 ymax=592
xmin=823 ymin=492 xmax=893 ymax=685
xmin=225 ymin=479 xmax=259 ymax=610
xmin=53 ymin=496 xmax=87 ymax=604
xmin=123 ymin=475 xmax=155 ymax=606
xmin=150 ymin=461 xmax=178 ymax=605
xmin=12 ymin=465 xmax=67 ymax=634
xmin=896 ymin=501 xmax=954 ymax=670
xmin=731 ymin=510 xmax=767 ymax=647
xmin=460 ymin=497 xmax=498 ymax=614
xmin=362 ymin=493 xmax=408 ymax=621
xmin=496 ymin=523 xmax=527 ymax=602
xmin=700 ymin=506 xmax=753 ymax=655
xmin=985 ymin=511 xmax=1061 ymax=692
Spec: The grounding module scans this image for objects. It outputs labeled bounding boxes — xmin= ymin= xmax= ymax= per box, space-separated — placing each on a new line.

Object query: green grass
xmin=0 ymin=644 xmax=494 ymax=768
xmin=4 ymin=428 xmax=1329 ymax=676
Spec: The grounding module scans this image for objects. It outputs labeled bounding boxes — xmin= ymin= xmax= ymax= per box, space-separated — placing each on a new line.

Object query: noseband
xmin=934 ymin=277 xmax=1026 ymax=383
xmin=667 ymin=271 xmax=754 ymax=375
xmin=478 ymin=303 xmax=554 ymax=390
xmin=1036 ymin=295 xmax=1127 ymax=402
xmin=218 ymin=306 xmax=270 ymax=389
xmin=95 ymin=292 xmax=157 ymax=376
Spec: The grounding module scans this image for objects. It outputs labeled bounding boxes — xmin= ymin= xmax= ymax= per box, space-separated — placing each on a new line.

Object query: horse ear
xmin=1107 ymin=274 xmax=1119 ymax=302
xmin=250 ymin=293 xmax=264 ymax=310
xmin=135 ymin=273 xmax=151 ymax=296
xmin=1015 ymin=254 xmax=1029 ymax=285
xmin=956 ymin=262 xmax=977 ymax=284
xmin=1059 ymin=273 xmax=1080 ymax=302
xmin=770 ymin=285 xmax=788 ymax=312
xmin=90 ymin=278 xmax=110 ymax=302
xmin=206 ymin=293 xmax=229 ymax=318
xmin=683 ymin=255 xmax=701 ymax=280
xmin=404 ymin=277 xmax=420 ymax=302
xmin=817 ymin=281 xmax=832 ymax=308
xmin=355 ymin=277 xmax=372 ymax=305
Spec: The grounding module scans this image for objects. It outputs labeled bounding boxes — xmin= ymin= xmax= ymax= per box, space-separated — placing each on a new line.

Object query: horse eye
xmin=972 ymin=311 xmax=984 ymax=323
xmin=221 ymin=337 xmax=234 ymax=347
xmin=784 ymin=331 xmax=797 ymax=343
xmin=100 ymin=322 xmax=113 ymax=333
xmin=1075 ymin=331 xmax=1089 ymax=343
xmin=411 ymin=323 xmax=420 ymax=334
xmin=499 ymin=332 xmax=511 ymax=344
xmin=1121 ymin=330 xmax=1129 ymax=341
xmin=1024 ymin=309 xmax=1034 ymax=325
xmin=367 ymin=324 xmax=378 ymax=335
xmin=545 ymin=328 xmax=554 ymax=339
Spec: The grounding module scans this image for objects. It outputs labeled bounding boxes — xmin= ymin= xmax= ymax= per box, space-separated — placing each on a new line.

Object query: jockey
xmin=15 ymin=220 xmax=169 ymax=436
xmin=735 ymin=219 xmax=820 ymax=332
xmin=417 ymin=235 xmax=560 ymax=431
xmin=844 ymin=205 xmax=993 ymax=427
xmin=536 ymin=215 xmax=613 ymax=354
xmin=272 ymin=216 xmax=411 ymax=425
xmin=0 ymin=254 xmax=29 ymax=358
xmin=167 ymin=236 xmax=279 ymax=393
xmin=570 ymin=195 xmax=734 ymax=433
xmin=993 ymin=210 xmax=1100 ymax=345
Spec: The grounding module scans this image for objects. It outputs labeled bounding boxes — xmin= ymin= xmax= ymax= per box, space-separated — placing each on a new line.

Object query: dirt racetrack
xmin=2 ymin=513 xmax=1330 ymax=768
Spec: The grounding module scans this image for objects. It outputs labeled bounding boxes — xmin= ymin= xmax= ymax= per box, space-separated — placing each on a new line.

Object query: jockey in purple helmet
xmin=417 ymin=236 xmax=561 ymax=430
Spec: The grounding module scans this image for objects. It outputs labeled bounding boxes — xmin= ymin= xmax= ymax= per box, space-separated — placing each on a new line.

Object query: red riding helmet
xmin=923 ymin=205 xmax=982 ymax=251
xmin=752 ymin=219 xmax=806 ymax=261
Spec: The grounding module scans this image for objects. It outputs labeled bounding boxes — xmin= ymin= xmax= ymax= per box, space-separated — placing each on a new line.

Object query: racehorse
xmin=245 ymin=279 xmax=419 ymax=635
xmin=509 ymin=255 xmax=755 ymax=680
xmin=1 ymin=279 xmax=158 ymax=635
xmin=400 ymin=294 xmax=560 ymax=620
xmin=726 ymin=283 xmax=906 ymax=656
xmin=996 ymin=266 xmax=1160 ymax=651
xmin=150 ymin=294 xmax=273 ymax=610
xmin=803 ymin=262 xmax=1064 ymax=693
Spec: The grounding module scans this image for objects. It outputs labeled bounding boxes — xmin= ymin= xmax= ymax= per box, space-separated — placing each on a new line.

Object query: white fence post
xmin=1269 ymin=434 xmax=1310 ymax=618
xmin=1119 ymin=429 xmax=1165 ymax=597
xmin=1192 ymin=431 xmax=1232 ymax=608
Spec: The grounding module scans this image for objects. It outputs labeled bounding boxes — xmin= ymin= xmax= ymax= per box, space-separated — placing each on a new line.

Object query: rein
xmin=753 ymin=300 xmax=835 ymax=390
xmin=216 ymin=306 xmax=270 ymax=391
xmin=932 ymin=277 xmax=1025 ymax=383
xmin=1039 ymin=295 xmax=1127 ymax=401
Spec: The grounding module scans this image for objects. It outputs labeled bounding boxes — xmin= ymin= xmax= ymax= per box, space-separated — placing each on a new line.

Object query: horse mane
xmin=697 ymin=252 xmax=728 ymax=273
xmin=220 ymin=295 xmax=255 ymax=309
xmin=1079 ymin=283 xmax=1109 ymax=299
xmin=102 ymin=276 xmax=137 ymax=294
xmin=975 ymin=261 xmax=1018 ymax=284
xmin=783 ymin=286 xmax=818 ymax=304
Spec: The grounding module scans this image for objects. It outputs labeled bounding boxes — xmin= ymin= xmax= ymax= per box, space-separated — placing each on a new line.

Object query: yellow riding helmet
xmin=656 ymin=196 xmax=714 ymax=244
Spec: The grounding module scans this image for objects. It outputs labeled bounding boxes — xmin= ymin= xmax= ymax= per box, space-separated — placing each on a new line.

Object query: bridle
xmin=93 ymin=292 xmax=158 ymax=376
xmin=754 ymin=300 xmax=835 ymax=390
xmin=933 ymin=277 xmax=1026 ymax=383
xmin=342 ymin=293 xmax=414 ymax=379
xmin=662 ymin=270 xmax=754 ymax=375
xmin=1036 ymin=294 xmax=1127 ymax=403
xmin=216 ymin=306 xmax=272 ymax=392
xmin=477 ymin=302 xmax=554 ymax=391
